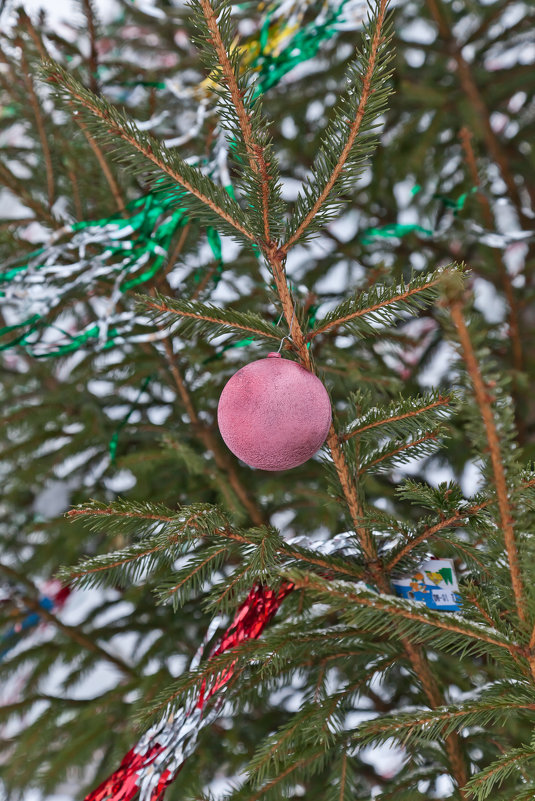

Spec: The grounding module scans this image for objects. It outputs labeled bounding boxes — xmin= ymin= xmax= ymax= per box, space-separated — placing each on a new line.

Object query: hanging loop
xmin=277 ymin=304 xmax=296 ymax=353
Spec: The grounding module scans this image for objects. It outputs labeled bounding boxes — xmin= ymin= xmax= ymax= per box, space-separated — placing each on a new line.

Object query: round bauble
xmin=217 ymin=353 xmax=332 ymax=471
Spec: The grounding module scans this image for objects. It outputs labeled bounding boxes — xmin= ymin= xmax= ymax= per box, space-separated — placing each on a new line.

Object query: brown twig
xmin=82 ymin=0 xmax=100 ymax=95
xmin=199 ymin=0 xmax=272 ymax=243
xmin=459 ymin=127 xmax=524 ymax=419
xmin=427 ymin=0 xmax=535 ymax=220
xmin=0 ymin=162 xmax=57 ymax=227
xmin=73 ymin=113 xmax=126 ymax=216
xmin=17 ymin=10 xmax=48 ymax=60
xmin=163 ymin=223 xmax=191 ymax=281
xmin=15 ymin=38 xmax=55 ymax=209
xmin=145 ymin=296 xmax=280 ymax=341
xmin=67 ymin=507 xmax=176 ymax=523
xmin=67 ymin=165 xmax=83 ymax=219
xmin=450 ymin=300 xmax=527 ymax=624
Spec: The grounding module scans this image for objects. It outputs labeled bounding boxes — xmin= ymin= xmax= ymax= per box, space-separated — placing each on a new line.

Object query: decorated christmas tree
xmin=1 ymin=0 xmax=535 ymax=799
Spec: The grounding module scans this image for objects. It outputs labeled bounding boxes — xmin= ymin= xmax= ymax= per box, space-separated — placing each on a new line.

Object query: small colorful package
xmin=391 ymin=559 xmax=461 ymax=611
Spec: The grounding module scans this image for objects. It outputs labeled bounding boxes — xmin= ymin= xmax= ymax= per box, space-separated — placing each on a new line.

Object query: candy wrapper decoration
xmin=0 ymin=581 xmax=71 ymax=660
xmin=391 ymin=558 xmax=461 ymax=611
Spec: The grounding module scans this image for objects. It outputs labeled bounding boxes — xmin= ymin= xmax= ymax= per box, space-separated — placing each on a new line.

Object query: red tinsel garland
xmin=85 ymin=582 xmax=294 ymax=801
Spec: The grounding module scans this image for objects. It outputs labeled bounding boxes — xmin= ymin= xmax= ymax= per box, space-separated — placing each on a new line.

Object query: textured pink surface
xmin=217 ymin=353 xmax=332 ymax=471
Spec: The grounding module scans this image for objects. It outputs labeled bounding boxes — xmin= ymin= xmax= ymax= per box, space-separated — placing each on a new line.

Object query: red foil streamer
xmin=85 ymin=582 xmax=293 ymax=801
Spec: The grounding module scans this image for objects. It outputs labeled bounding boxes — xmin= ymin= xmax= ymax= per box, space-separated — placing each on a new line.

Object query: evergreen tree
xmin=0 ymin=0 xmax=534 ymax=799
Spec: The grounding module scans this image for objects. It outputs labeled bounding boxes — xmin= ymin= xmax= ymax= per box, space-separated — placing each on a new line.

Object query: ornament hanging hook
xmin=277 ymin=304 xmax=296 ymax=353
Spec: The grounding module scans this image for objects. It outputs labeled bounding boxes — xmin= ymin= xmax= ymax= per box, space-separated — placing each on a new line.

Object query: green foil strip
xmin=251 ymin=0 xmax=349 ymax=98
xmin=109 ymin=375 xmax=152 ymax=463
xmin=0 ymin=0 xmax=358 ymax=358
xmin=360 ymin=223 xmax=434 ymax=244
xmin=360 ymin=187 xmax=478 ymax=243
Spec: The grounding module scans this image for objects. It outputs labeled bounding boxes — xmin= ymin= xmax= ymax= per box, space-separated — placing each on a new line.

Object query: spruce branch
xmin=357 ymin=697 xmax=535 ymax=748
xmin=40 ymin=60 xmax=256 ymax=244
xmin=464 ymin=744 xmax=535 ymax=800
xmin=282 ymin=0 xmax=392 ymax=252
xmin=157 ymin=545 xmax=232 ymax=609
xmin=449 ymin=300 xmax=527 ymax=624
xmin=358 ymin=429 xmax=442 ymax=475
xmin=186 ymin=521 xmax=365 ymax=584
xmin=142 ymin=293 xmax=283 ymax=343
xmin=66 ymin=501 xmax=363 ymax=592
xmin=387 ymin=477 xmax=535 ymax=571
xmin=66 ymin=501 xmax=178 ymax=525
xmin=341 ymin=392 xmax=453 ymax=442
xmin=289 ymin=573 xmax=517 ymax=656
xmin=308 ymin=271 xmax=447 ymax=341
xmin=246 ymin=749 xmax=327 ymax=801
xmin=264 ymin=251 xmax=468 ymax=792
xmin=197 ymin=0 xmax=274 ymax=245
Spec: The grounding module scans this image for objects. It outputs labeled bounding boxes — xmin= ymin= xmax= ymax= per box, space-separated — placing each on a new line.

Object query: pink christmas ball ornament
xmin=217 ymin=353 xmax=332 ymax=471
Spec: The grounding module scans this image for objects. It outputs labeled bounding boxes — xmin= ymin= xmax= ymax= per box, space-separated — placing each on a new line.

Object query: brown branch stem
xmin=74 ymin=113 xmax=126 ymax=215
xmin=459 ymin=126 xmax=525 ymax=441
xmin=199 ymin=0 xmax=272 ymax=243
xmin=450 ymin=301 xmax=527 ymax=624
xmin=427 ymin=0 xmax=534 ymax=220
xmin=82 ymin=0 xmax=100 ymax=96
xmin=16 ymin=38 xmax=55 ymax=209
xmin=145 ymin=297 xmax=280 ymax=341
